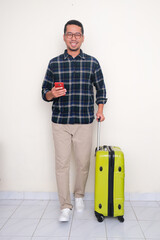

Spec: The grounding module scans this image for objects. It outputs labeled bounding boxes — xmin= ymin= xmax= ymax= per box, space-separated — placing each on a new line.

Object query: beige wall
xmin=0 ymin=0 xmax=160 ymax=195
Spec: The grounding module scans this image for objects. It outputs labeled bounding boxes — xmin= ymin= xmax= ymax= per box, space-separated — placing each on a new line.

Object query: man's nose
xmin=71 ymin=34 xmax=76 ymax=40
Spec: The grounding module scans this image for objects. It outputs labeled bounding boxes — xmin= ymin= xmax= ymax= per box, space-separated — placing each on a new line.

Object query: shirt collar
xmin=64 ymin=49 xmax=85 ymax=60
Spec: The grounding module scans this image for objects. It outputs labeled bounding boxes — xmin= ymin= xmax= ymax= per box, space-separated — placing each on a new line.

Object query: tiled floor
xmin=0 ymin=199 xmax=160 ymax=239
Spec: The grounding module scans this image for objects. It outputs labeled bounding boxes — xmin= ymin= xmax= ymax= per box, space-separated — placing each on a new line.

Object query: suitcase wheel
xmin=95 ymin=211 xmax=104 ymax=222
xmin=118 ymin=216 xmax=124 ymax=222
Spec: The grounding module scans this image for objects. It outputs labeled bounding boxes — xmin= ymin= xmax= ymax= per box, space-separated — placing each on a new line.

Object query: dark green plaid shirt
xmin=42 ymin=49 xmax=107 ymax=124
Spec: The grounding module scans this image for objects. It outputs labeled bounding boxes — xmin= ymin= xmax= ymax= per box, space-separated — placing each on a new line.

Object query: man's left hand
xmin=96 ymin=112 xmax=105 ymax=122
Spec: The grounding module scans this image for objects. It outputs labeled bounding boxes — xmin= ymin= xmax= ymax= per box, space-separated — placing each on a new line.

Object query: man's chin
xmin=68 ymin=47 xmax=79 ymax=52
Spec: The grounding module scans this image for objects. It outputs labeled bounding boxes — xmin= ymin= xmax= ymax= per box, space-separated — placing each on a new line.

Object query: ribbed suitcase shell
xmin=95 ymin=146 xmax=125 ymax=222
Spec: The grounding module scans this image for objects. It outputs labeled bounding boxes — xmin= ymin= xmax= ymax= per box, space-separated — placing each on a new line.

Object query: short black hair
xmin=64 ymin=20 xmax=84 ymax=35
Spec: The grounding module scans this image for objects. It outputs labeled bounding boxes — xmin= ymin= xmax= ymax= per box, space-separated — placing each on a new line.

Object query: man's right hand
xmin=51 ymin=87 xmax=67 ymax=98
xmin=46 ymin=87 xmax=67 ymax=101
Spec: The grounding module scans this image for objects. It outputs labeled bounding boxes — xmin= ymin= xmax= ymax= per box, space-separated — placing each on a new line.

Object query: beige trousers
xmin=52 ymin=122 xmax=93 ymax=210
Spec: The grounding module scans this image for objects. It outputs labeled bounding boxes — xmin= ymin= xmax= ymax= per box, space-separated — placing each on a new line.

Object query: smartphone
xmin=54 ymin=82 xmax=66 ymax=96
xmin=55 ymin=82 xmax=64 ymax=89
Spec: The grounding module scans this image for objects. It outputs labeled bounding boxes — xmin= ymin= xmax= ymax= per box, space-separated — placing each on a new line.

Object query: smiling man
xmin=42 ymin=20 xmax=107 ymax=222
xmin=64 ymin=24 xmax=84 ymax=55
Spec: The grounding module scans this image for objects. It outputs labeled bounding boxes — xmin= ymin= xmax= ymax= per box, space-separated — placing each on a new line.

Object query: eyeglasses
xmin=65 ymin=32 xmax=82 ymax=39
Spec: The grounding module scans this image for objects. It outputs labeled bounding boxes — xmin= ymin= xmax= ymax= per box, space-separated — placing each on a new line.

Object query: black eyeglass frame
xmin=65 ymin=32 xmax=83 ymax=39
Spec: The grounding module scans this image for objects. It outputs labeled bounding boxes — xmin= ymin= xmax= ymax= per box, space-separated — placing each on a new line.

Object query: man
xmin=42 ymin=20 xmax=107 ymax=222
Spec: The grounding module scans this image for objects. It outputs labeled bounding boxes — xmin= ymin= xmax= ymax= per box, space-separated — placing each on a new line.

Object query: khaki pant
xmin=52 ymin=122 xmax=93 ymax=210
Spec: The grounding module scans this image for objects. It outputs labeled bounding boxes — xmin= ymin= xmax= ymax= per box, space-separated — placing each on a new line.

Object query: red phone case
xmin=55 ymin=82 xmax=64 ymax=88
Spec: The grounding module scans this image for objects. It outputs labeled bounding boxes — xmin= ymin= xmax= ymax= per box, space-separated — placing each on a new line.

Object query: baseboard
xmin=0 ymin=191 xmax=160 ymax=201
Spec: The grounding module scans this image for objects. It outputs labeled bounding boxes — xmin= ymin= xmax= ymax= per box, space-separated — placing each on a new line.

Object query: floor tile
xmin=139 ymin=220 xmax=160 ymax=239
xmin=0 ymin=237 xmax=31 ymax=240
xmin=33 ymin=219 xmax=71 ymax=237
xmin=32 ymin=237 xmax=68 ymax=240
xmin=124 ymin=206 xmax=136 ymax=220
xmin=69 ymin=238 xmax=107 ymax=240
xmin=131 ymin=201 xmax=160 ymax=207
xmin=108 ymin=238 xmax=145 ymax=240
xmin=124 ymin=201 xmax=131 ymax=207
xmin=0 ymin=219 xmax=39 ymax=237
xmin=145 ymin=239 xmax=160 ymax=240
xmin=21 ymin=200 xmax=48 ymax=206
xmin=70 ymin=219 xmax=106 ymax=238
xmin=11 ymin=205 xmax=46 ymax=219
xmin=0 ymin=200 xmax=22 ymax=206
xmin=0 ymin=219 xmax=8 ymax=229
xmin=0 ymin=206 xmax=17 ymax=219
xmin=73 ymin=200 xmax=95 ymax=220
xmin=42 ymin=201 xmax=60 ymax=219
xmin=1 ymin=199 xmax=160 ymax=239
xmin=105 ymin=219 xmax=144 ymax=238
xmin=133 ymin=206 xmax=160 ymax=220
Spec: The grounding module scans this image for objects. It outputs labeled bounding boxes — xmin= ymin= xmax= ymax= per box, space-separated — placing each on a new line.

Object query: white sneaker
xmin=75 ymin=198 xmax=84 ymax=212
xmin=59 ymin=208 xmax=71 ymax=222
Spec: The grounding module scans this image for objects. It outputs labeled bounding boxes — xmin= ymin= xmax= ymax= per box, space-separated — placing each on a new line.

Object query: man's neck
xmin=67 ymin=48 xmax=80 ymax=58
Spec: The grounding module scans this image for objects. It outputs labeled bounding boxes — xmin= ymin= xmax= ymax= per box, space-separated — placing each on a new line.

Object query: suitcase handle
xmin=97 ymin=118 xmax=101 ymax=150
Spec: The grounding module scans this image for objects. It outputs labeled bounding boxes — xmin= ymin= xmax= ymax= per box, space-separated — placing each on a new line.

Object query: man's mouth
xmin=70 ymin=42 xmax=78 ymax=48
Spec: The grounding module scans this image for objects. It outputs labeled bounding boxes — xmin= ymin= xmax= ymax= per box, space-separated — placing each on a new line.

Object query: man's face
xmin=63 ymin=24 xmax=84 ymax=52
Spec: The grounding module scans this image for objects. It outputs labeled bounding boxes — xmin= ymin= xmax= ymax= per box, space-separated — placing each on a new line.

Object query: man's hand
xmin=96 ymin=104 xmax=105 ymax=122
xmin=51 ymin=87 xmax=67 ymax=98
xmin=96 ymin=112 xmax=105 ymax=122
xmin=46 ymin=87 xmax=67 ymax=101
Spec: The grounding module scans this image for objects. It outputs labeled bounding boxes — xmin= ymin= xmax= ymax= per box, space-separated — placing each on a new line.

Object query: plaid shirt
xmin=42 ymin=49 xmax=107 ymax=124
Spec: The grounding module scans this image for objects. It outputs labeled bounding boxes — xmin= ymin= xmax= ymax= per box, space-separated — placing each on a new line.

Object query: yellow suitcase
xmin=94 ymin=121 xmax=125 ymax=222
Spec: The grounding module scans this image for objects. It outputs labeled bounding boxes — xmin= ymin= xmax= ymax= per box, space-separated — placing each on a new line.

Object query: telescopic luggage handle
xmin=97 ymin=118 xmax=101 ymax=151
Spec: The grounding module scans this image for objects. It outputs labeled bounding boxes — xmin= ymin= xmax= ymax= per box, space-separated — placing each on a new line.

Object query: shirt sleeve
xmin=92 ymin=60 xmax=107 ymax=105
xmin=41 ymin=61 xmax=54 ymax=102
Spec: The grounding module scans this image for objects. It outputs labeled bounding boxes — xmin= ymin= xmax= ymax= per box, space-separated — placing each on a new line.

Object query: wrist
xmin=46 ymin=90 xmax=54 ymax=101
xmin=98 ymin=104 xmax=104 ymax=113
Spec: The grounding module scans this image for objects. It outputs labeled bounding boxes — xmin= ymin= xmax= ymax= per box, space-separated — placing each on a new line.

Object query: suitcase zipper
xmin=108 ymin=146 xmax=114 ymax=216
